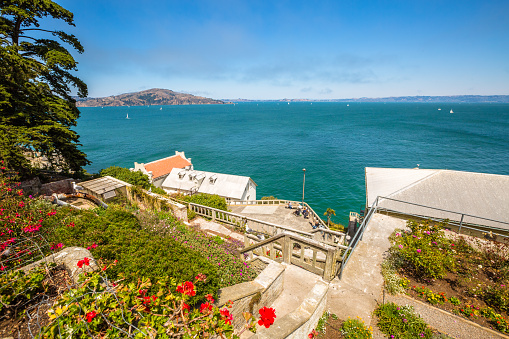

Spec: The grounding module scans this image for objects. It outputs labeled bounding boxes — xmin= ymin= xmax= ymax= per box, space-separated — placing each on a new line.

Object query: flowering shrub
xmin=412 ymin=286 xmax=447 ymax=305
xmin=390 ymin=220 xmax=455 ymax=280
xmin=375 ymin=302 xmax=433 ymax=339
xmin=481 ymin=307 xmax=509 ymax=333
xmin=340 ymin=317 xmax=373 ymax=339
xmin=41 ymin=265 xmax=273 ymax=338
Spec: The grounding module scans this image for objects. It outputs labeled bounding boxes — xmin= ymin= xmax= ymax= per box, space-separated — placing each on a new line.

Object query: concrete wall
xmin=242 ymin=180 xmax=257 ymax=201
xmin=216 ymin=259 xmax=285 ymax=330
xmin=21 ymin=177 xmax=75 ymax=196
xmin=252 ymin=280 xmax=329 ymax=339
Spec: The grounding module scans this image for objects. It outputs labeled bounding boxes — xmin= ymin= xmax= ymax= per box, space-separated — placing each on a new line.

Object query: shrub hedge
xmin=43 ymin=205 xmax=220 ymax=303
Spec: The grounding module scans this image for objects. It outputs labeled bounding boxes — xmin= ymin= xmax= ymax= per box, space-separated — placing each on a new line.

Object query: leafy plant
xmin=375 ymin=302 xmax=433 ymax=339
xmin=381 ymin=253 xmax=409 ymax=295
xmin=449 ymin=296 xmax=461 ymax=306
xmin=0 ymin=266 xmax=48 ymax=313
xmin=175 ymin=193 xmax=228 ymax=211
xmin=340 ymin=317 xmax=373 ymax=339
xmin=41 ymin=265 xmax=275 ymax=338
xmin=100 ymin=166 xmax=165 ymax=194
xmin=412 ymin=286 xmax=447 ymax=305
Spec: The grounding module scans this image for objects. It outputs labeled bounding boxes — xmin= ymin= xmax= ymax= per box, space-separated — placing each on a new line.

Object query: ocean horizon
xmin=76 ymin=102 xmax=509 ymax=225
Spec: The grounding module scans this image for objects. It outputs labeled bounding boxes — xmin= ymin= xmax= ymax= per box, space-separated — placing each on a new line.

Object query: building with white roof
xmin=365 ymin=167 xmax=509 ymax=228
xmin=161 ymin=168 xmax=257 ymax=202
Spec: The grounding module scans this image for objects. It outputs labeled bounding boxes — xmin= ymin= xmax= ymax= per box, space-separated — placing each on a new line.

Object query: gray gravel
xmin=385 ymin=294 xmax=509 ymax=339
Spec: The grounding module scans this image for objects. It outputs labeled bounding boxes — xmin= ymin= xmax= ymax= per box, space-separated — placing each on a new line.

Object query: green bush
xmin=176 ymin=193 xmax=228 ymax=211
xmin=100 ymin=166 xmax=165 ymax=194
xmin=375 ymin=302 xmax=433 ymax=339
xmin=261 ymin=196 xmax=277 ymax=200
xmin=45 ymin=206 xmax=220 ymax=303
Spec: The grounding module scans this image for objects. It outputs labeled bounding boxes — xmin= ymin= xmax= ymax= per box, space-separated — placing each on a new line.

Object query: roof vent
xmin=209 ymin=174 xmax=217 ymax=184
xmin=188 ymin=172 xmax=196 ymax=180
xmin=178 ymin=170 xmax=186 ymax=179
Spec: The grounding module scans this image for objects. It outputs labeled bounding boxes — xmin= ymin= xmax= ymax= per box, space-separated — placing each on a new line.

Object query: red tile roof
xmin=144 ymin=155 xmax=192 ymax=179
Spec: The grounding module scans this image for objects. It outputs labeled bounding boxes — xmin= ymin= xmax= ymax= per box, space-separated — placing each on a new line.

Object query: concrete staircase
xmin=242 ymin=264 xmax=329 ymax=338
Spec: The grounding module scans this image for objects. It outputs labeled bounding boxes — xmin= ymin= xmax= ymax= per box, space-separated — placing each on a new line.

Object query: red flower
xmin=86 ymin=311 xmax=97 ymax=323
xmin=182 ymin=303 xmax=190 ymax=314
xmin=220 ymin=308 xmax=233 ymax=325
xmin=195 ymin=273 xmax=207 ymax=282
xmin=258 ymin=307 xmax=276 ymax=328
xmin=177 ymin=281 xmax=196 ymax=296
xmin=308 ymin=329 xmax=319 ymax=338
xmin=205 ymin=293 xmax=215 ymax=302
xmin=200 ymin=302 xmax=213 ymax=313
xmin=77 ymin=257 xmax=91 ymax=268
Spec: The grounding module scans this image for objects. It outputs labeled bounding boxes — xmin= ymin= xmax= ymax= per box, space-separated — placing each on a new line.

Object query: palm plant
xmin=324 ymin=208 xmax=336 ymax=226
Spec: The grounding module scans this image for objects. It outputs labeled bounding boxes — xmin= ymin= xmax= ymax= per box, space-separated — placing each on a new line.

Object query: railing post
xmin=323 ymin=248 xmax=335 ymax=282
xmin=459 ymin=214 xmax=464 ymax=234
xmin=282 ymin=235 xmax=292 ymax=264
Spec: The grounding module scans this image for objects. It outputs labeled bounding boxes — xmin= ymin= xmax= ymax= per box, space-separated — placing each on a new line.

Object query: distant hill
xmin=76 ymin=88 xmax=226 ymax=107
xmin=226 ymin=95 xmax=509 ymax=103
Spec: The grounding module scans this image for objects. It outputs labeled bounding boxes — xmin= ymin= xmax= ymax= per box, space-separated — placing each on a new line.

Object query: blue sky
xmin=54 ymin=0 xmax=509 ymax=99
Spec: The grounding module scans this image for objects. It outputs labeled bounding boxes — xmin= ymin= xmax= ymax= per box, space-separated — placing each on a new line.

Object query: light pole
xmin=302 ymin=168 xmax=306 ymax=206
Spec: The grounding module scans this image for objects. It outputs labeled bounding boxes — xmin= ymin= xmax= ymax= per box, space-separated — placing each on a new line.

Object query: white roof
xmin=365 ymin=167 xmax=439 ymax=206
xmin=161 ymin=168 xmax=256 ymax=200
xmin=80 ymin=176 xmax=131 ymax=195
xmin=366 ymin=168 xmax=509 ymax=228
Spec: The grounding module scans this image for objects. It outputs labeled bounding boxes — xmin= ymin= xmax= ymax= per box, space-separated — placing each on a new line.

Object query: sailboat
xmin=438 ymin=108 xmax=441 ymax=111
xmin=160 ymin=107 xmax=162 ymax=110
xmin=450 ymin=109 xmax=454 ymax=114
xmin=126 ymin=113 xmax=129 ymax=119
xmin=347 ymin=104 xmax=349 ymax=107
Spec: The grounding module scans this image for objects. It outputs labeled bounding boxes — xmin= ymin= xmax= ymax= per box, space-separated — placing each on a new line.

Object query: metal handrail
xmin=378 ymin=196 xmax=509 ymax=227
xmin=338 ymin=197 xmax=379 ymax=279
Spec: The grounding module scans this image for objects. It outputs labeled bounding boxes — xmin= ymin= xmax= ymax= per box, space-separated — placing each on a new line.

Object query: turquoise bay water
xmin=76 ymin=103 xmax=509 ymax=225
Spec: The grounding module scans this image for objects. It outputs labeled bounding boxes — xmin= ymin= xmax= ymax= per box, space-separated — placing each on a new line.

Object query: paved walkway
xmin=326 ymin=213 xmax=406 ymax=326
xmin=229 ymin=204 xmax=317 ymax=233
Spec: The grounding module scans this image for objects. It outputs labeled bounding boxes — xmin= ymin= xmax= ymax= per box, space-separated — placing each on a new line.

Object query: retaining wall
xmin=216 ymin=258 xmax=285 ymax=330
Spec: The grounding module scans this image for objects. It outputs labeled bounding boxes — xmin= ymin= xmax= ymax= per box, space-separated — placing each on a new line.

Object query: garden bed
xmin=384 ymin=219 xmax=509 ymax=334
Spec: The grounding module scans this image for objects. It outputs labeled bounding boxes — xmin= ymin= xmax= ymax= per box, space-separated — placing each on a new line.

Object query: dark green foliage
xmin=176 ymin=193 xmax=228 ymax=211
xmin=45 ymin=206 xmax=220 ymax=303
xmin=100 ymin=166 xmax=166 ymax=194
xmin=0 ymin=0 xmax=89 ymax=176
xmin=260 ymin=196 xmax=277 ymax=200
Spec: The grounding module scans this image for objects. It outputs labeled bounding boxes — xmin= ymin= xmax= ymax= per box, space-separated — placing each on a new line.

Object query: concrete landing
xmin=326 ymin=213 xmax=407 ymax=326
xmin=229 ymin=205 xmax=317 ymax=233
xmin=189 ymin=217 xmax=244 ymax=242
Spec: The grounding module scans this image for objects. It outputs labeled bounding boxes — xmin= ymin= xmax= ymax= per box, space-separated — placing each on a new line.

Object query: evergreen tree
xmin=0 ymin=0 xmax=88 ymax=176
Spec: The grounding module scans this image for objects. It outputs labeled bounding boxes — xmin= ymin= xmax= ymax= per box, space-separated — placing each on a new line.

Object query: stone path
xmin=326 ymin=213 xmax=406 ymax=326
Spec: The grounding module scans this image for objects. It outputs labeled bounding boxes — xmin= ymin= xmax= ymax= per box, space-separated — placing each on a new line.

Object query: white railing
xmin=240 ymin=232 xmax=343 ymax=282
